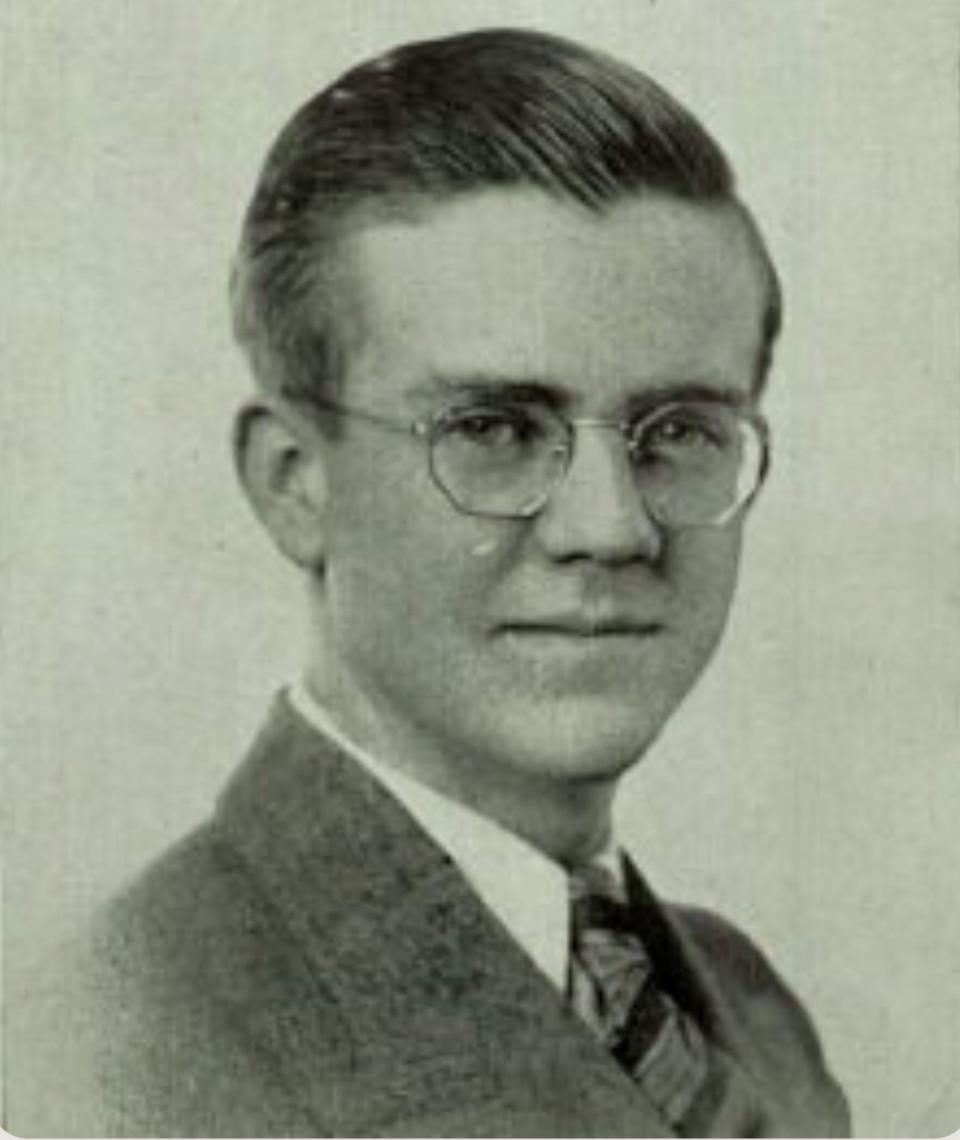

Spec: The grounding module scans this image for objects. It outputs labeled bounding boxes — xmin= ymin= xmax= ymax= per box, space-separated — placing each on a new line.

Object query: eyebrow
xmin=410 ymin=373 xmax=568 ymax=409
xmin=408 ymin=372 xmax=751 ymax=414
xmin=622 ymin=381 xmax=751 ymax=415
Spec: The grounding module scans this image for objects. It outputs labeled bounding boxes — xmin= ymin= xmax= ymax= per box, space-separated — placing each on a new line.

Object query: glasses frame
xmin=301 ymin=394 xmax=771 ymax=528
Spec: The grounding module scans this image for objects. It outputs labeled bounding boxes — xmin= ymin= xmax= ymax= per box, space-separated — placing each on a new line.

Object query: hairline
xmin=233 ymin=184 xmax=781 ymax=410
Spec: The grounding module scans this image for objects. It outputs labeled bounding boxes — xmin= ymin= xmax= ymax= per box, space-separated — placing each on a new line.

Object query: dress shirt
xmin=289 ymin=680 xmax=621 ymax=992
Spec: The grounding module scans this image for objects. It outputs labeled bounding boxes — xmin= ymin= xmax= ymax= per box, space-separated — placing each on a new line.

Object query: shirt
xmin=288 ymin=680 xmax=620 ymax=992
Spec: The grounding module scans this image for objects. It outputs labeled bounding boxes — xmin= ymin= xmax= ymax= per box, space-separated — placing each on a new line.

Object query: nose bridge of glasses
xmin=568 ymin=417 xmax=628 ymax=428
xmin=565 ymin=416 xmax=641 ymax=464
xmin=548 ymin=415 xmax=650 ymax=513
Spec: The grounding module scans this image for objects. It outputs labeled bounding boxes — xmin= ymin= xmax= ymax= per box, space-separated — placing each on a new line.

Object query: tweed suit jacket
xmin=9 ymin=696 xmax=850 ymax=1137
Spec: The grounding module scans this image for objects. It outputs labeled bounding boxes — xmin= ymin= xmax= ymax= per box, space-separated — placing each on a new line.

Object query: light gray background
xmin=4 ymin=3 xmax=958 ymax=1137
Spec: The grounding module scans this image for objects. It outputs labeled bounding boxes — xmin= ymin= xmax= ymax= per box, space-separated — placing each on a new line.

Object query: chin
xmin=490 ymin=696 xmax=667 ymax=785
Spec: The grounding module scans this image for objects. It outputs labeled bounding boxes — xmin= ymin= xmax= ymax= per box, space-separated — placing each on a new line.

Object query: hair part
xmin=231 ymin=28 xmax=781 ymax=406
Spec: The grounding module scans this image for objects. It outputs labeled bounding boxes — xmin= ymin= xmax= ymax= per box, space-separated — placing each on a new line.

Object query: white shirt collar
xmin=288 ymin=680 xmax=580 ymax=990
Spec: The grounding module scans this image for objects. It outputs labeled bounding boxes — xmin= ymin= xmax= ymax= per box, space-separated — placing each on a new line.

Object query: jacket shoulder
xmin=7 ymin=824 xmax=345 ymax=1137
xmin=671 ymin=904 xmax=818 ymax=1038
xmin=668 ymin=903 xmax=851 ymax=1136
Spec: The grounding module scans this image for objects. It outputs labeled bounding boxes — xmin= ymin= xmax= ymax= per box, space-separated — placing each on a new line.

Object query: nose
xmin=531 ymin=425 xmax=663 ymax=565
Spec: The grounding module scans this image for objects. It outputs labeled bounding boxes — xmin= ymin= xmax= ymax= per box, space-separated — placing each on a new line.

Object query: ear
xmin=233 ymin=399 xmax=329 ymax=571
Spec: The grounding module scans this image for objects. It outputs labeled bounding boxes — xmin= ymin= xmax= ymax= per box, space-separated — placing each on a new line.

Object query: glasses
xmin=306 ymin=395 xmax=770 ymax=529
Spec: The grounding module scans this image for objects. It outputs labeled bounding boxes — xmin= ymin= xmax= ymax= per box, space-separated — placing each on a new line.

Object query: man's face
xmin=306 ymin=189 xmax=768 ymax=797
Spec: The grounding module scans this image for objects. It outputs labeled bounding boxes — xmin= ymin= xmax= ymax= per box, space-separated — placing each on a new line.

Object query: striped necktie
xmin=567 ymin=859 xmax=713 ymax=1130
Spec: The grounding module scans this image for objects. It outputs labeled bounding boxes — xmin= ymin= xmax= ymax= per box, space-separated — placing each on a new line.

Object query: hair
xmin=231 ymin=28 xmax=781 ymax=405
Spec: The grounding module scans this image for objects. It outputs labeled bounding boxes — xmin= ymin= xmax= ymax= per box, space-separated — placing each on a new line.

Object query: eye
xmin=440 ymin=405 xmax=543 ymax=451
xmin=631 ymin=406 xmax=734 ymax=462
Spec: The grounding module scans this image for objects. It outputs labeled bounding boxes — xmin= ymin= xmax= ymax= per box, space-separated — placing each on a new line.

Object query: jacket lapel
xmin=213 ymin=697 xmax=670 ymax=1137
xmin=622 ymin=857 xmax=844 ymax=1137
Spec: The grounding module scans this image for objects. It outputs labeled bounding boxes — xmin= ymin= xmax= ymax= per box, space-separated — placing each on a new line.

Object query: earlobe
xmin=233 ymin=399 xmax=328 ymax=571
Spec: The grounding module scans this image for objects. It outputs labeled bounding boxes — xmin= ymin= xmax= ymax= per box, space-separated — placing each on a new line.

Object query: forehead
xmin=327 ymin=189 xmax=769 ymax=408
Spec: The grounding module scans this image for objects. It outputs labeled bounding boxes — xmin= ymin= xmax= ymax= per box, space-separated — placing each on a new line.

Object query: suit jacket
xmin=9 ymin=696 xmax=850 ymax=1137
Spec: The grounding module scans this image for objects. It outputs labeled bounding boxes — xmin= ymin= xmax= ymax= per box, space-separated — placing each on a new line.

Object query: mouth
xmin=493 ymin=616 xmax=666 ymax=690
xmin=498 ymin=618 xmax=663 ymax=639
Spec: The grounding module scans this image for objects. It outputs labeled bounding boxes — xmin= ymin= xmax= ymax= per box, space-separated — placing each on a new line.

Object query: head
xmin=232 ymin=30 xmax=781 ymax=852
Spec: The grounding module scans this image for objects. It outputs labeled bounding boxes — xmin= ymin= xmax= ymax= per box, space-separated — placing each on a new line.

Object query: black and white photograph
xmin=3 ymin=3 xmax=958 ymax=1137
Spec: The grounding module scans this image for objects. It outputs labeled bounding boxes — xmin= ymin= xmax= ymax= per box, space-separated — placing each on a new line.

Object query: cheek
xmin=324 ymin=464 xmax=510 ymax=645
xmin=668 ymin=526 xmax=744 ymax=637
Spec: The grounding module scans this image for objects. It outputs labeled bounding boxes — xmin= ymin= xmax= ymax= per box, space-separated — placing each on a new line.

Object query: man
xmin=9 ymin=28 xmax=849 ymax=1138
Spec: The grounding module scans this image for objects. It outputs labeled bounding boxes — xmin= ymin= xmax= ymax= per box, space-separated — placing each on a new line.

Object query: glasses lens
xmin=629 ymin=402 xmax=765 ymax=527
xmin=430 ymin=403 xmax=568 ymax=517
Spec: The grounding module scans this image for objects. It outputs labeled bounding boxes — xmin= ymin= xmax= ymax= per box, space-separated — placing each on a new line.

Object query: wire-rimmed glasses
xmin=305 ymin=395 xmax=769 ymax=529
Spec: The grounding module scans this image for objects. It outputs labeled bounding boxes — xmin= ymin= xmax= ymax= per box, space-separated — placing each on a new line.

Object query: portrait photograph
xmin=3 ymin=2 xmax=958 ymax=1137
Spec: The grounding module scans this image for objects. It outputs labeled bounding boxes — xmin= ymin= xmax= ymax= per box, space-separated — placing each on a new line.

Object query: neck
xmin=445 ymin=765 xmax=616 ymax=867
xmin=302 ymin=662 xmax=617 ymax=868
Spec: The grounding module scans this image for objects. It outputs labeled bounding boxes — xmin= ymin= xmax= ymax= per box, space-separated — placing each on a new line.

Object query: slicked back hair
xmin=231 ymin=28 xmax=781 ymax=406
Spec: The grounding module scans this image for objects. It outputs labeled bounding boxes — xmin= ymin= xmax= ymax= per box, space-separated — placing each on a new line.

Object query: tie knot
xmin=569 ymin=859 xmax=625 ymax=903
xmin=569 ymin=859 xmax=635 ymax=938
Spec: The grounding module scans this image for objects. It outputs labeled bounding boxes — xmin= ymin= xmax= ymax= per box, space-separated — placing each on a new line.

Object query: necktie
xmin=567 ymin=859 xmax=713 ymax=1130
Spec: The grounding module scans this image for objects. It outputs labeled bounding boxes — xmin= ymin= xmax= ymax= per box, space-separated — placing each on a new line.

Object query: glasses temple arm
xmin=299 ymin=395 xmax=425 ymax=436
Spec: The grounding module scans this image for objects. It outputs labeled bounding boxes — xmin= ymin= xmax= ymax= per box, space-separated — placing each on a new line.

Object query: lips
xmin=498 ymin=614 xmax=663 ymax=638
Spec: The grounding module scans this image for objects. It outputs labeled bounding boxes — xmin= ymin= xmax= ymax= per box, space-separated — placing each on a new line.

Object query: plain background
xmin=3 ymin=2 xmax=958 ymax=1136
